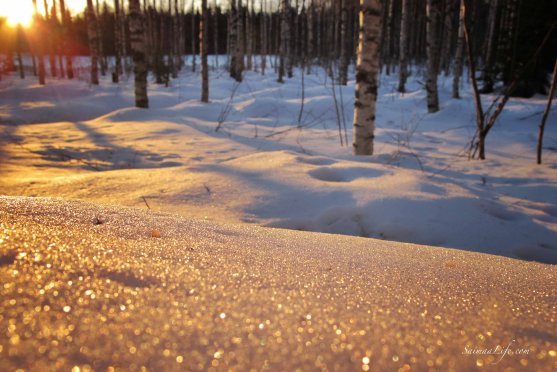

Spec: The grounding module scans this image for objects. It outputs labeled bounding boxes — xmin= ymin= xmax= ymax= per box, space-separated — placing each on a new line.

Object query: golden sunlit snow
xmin=0 ymin=196 xmax=556 ymax=370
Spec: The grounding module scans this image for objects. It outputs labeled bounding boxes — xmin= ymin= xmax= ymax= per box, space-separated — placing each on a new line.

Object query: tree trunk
xmin=121 ymin=0 xmax=129 ymax=74
xmin=191 ymin=1 xmax=197 ymax=72
xmin=278 ymin=0 xmax=291 ymax=82
xmin=425 ymin=0 xmax=441 ymax=113
xmin=339 ymin=0 xmax=349 ymax=85
xmin=175 ymin=0 xmax=183 ymax=71
xmin=168 ymin=0 xmax=176 ymax=80
xmin=212 ymin=0 xmax=219 ymax=69
xmin=113 ymin=0 xmax=122 ymax=83
xmin=52 ymin=0 xmax=65 ymax=79
xmin=236 ymin=0 xmax=245 ymax=79
xmin=16 ymin=26 xmax=25 ymax=79
xmin=306 ymin=0 xmax=314 ymax=73
xmin=286 ymin=0 xmax=293 ymax=78
xmin=383 ymin=0 xmax=394 ymax=75
xmin=261 ymin=0 xmax=268 ymax=74
xmin=229 ymin=0 xmax=239 ymax=80
xmin=439 ymin=0 xmax=455 ymax=76
xmin=43 ymin=0 xmax=58 ymax=78
xmin=31 ymin=54 xmax=37 ymax=77
xmin=86 ymin=0 xmax=100 ymax=85
xmin=201 ymin=0 xmax=209 ymax=102
xmin=452 ymin=0 xmax=465 ymax=99
xmin=398 ymin=0 xmax=409 ymax=92
xmin=246 ymin=0 xmax=253 ymax=71
xmin=316 ymin=3 xmax=322 ymax=65
xmin=95 ymin=0 xmax=107 ymax=76
xmin=353 ymin=0 xmax=382 ymax=156
xmin=481 ymin=0 xmax=500 ymax=93
xmin=537 ymin=58 xmax=557 ymax=164
xmin=461 ymin=0 xmax=485 ymax=160
xmin=33 ymin=0 xmax=46 ymax=85
xmin=129 ymin=0 xmax=148 ymax=108
xmin=59 ymin=0 xmax=74 ymax=79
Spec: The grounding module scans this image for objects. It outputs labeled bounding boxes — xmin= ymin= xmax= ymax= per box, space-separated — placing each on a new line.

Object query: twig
xmin=215 ymin=81 xmax=242 ymax=132
xmin=297 ymin=62 xmax=306 ymax=126
xmin=330 ymin=66 xmax=345 ymax=147
xmin=537 ymin=57 xmax=557 ymax=164
xmin=462 ymin=0 xmax=485 ymax=159
xmin=338 ymin=79 xmax=349 ymax=145
xmin=141 ymin=196 xmax=151 ymax=210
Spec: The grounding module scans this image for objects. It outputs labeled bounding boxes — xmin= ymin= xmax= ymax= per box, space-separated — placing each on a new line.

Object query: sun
xmin=0 ymin=1 xmax=35 ymax=28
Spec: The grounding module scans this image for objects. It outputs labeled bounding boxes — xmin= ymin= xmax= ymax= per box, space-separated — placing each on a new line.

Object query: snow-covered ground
xmin=1 ymin=196 xmax=556 ymax=370
xmin=1 ymin=61 xmax=556 ymax=263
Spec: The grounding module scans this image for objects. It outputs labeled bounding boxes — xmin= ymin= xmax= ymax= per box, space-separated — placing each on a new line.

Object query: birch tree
xmin=86 ymin=0 xmax=100 ymax=85
xmin=246 ymin=0 xmax=253 ymax=71
xmin=285 ymin=0 xmax=293 ymax=78
xmin=452 ymin=0 xmax=465 ymax=98
xmin=306 ymin=0 xmax=314 ymax=73
xmin=229 ymin=0 xmax=241 ymax=81
xmin=398 ymin=0 xmax=409 ymax=93
xmin=175 ymin=0 xmax=183 ymax=72
xmin=58 ymin=0 xmax=73 ymax=79
xmin=129 ymin=0 xmax=148 ymax=108
xmin=52 ymin=0 xmax=65 ymax=78
xmin=168 ymin=0 xmax=176 ymax=79
xmin=439 ymin=0 xmax=455 ymax=76
xmin=191 ymin=0 xmax=196 ymax=72
xmin=16 ymin=26 xmax=25 ymax=79
xmin=212 ymin=0 xmax=219 ymax=69
xmin=382 ymin=0 xmax=394 ymax=75
xmin=32 ymin=0 xmax=46 ymax=85
xmin=236 ymin=0 xmax=245 ymax=77
xmin=95 ymin=0 xmax=107 ymax=76
xmin=537 ymin=58 xmax=557 ymax=164
xmin=481 ymin=0 xmax=500 ymax=93
xmin=201 ymin=0 xmax=209 ymax=102
xmin=261 ymin=0 xmax=268 ymax=74
xmin=113 ymin=0 xmax=122 ymax=83
xmin=353 ymin=0 xmax=382 ymax=156
xmin=339 ymin=0 xmax=349 ymax=85
xmin=278 ymin=0 xmax=291 ymax=83
xmin=43 ymin=0 xmax=58 ymax=78
xmin=425 ymin=0 xmax=441 ymax=113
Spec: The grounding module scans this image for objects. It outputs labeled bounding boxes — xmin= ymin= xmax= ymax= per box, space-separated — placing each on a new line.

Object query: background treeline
xmin=0 ymin=0 xmax=555 ymax=98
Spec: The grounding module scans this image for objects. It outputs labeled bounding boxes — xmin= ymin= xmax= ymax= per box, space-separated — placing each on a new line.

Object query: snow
xmin=1 ymin=60 xmax=556 ymax=264
xmin=1 ymin=196 xmax=556 ymax=370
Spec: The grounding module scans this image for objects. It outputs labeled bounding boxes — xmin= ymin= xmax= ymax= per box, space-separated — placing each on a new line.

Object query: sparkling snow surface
xmin=0 ymin=196 xmax=556 ymax=370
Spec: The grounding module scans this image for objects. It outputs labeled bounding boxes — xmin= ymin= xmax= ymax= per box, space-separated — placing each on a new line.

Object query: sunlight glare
xmin=0 ymin=2 xmax=35 ymax=28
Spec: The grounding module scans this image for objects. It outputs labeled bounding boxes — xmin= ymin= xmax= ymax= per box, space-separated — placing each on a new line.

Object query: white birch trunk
xmin=353 ymin=0 xmax=382 ymax=156
xmin=86 ymin=0 xmax=99 ymax=85
xmin=425 ymin=0 xmax=441 ymax=113
xmin=201 ymin=0 xmax=209 ymax=102
xmin=236 ymin=0 xmax=245 ymax=80
xmin=229 ymin=0 xmax=239 ymax=81
xmin=278 ymin=0 xmax=291 ymax=83
xmin=114 ymin=0 xmax=122 ymax=82
xmin=398 ymin=0 xmax=409 ymax=92
xmin=129 ymin=0 xmax=148 ymax=108
xmin=339 ymin=0 xmax=349 ymax=86
xmin=452 ymin=0 xmax=465 ymax=99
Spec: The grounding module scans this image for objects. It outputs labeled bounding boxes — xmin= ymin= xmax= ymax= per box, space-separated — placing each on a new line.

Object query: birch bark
xmin=353 ymin=0 xmax=382 ymax=156
xmin=129 ymin=0 xmax=149 ymax=108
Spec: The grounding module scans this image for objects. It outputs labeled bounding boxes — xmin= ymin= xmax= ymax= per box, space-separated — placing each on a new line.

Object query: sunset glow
xmin=0 ymin=2 xmax=35 ymax=28
xmin=0 ymin=0 xmax=87 ymax=28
